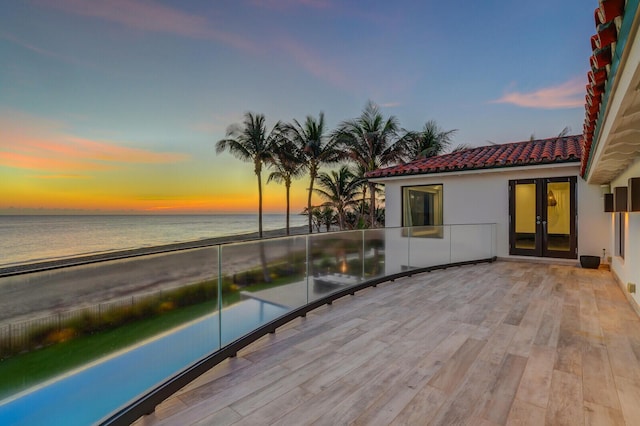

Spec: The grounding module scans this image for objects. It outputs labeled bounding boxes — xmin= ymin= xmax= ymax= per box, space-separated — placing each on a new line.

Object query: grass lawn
xmin=0 ymin=273 xmax=304 ymax=400
xmin=0 ymin=301 xmax=216 ymax=399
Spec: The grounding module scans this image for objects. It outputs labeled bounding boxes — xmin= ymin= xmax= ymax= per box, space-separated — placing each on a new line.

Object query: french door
xmin=509 ymin=177 xmax=577 ymax=259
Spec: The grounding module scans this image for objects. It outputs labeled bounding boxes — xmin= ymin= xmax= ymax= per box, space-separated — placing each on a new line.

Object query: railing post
xmin=305 ymin=235 xmax=310 ymax=305
xmin=449 ymin=225 xmax=452 ymax=264
xmin=493 ymin=223 xmax=497 ymax=258
xmin=217 ymin=246 xmax=222 ymax=350
xmin=362 ymin=230 xmax=365 ymax=279
xmin=407 ymin=227 xmax=411 ymax=269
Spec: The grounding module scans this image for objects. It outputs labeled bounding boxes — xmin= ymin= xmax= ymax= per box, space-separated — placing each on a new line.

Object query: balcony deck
xmin=134 ymin=261 xmax=640 ymax=425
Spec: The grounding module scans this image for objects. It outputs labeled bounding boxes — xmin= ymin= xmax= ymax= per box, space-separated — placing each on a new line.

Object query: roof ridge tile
xmin=366 ymin=135 xmax=583 ymax=179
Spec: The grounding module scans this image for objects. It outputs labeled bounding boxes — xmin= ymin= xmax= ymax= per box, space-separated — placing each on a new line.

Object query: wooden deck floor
xmin=134 ymin=261 xmax=640 ymax=425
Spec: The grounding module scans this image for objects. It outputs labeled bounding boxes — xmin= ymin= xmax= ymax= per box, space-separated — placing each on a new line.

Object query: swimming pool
xmin=0 ymin=298 xmax=290 ymax=426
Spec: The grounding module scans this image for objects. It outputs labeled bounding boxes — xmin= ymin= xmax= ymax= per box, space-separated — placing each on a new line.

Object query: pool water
xmin=0 ymin=299 xmax=290 ymax=426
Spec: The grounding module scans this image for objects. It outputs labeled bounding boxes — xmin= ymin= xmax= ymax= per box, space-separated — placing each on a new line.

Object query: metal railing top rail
xmin=0 ymin=224 xmax=496 ymax=278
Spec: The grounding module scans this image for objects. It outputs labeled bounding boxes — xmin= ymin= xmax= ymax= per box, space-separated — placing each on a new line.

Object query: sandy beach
xmin=0 ymin=226 xmax=309 ymax=324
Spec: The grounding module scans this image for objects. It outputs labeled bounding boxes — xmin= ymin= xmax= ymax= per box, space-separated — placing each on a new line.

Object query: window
xmin=402 ymin=184 xmax=443 ymax=237
xmin=615 ymin=212 xmax=625 ymax=259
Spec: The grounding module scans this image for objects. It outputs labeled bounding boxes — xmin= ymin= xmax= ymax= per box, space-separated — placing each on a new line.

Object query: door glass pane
xmin=546 ymin=182 xmax=570 ymax=251
xmin=515 ymin=183 xmax=537 ymax=249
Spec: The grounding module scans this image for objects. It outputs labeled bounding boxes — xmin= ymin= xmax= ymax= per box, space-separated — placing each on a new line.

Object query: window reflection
xmin=402 ymin=184 xmax=443 ymax=238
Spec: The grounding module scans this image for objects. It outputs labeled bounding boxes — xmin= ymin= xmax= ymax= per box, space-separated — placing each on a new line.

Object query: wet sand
xmin=0 ymin=226 xmax=309 ymax=324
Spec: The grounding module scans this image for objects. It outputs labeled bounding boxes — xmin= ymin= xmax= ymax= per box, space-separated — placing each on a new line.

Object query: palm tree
xmin=348 ymin=163 xmax=369 ymax=228
xmin=314 ymin=165 xmax=361 ymax=230
xmin=267 ymin=137 xmax=305 ymax=236
xmin=333 ymin=100 xmax=403 ymax=228
xmin=285 ymin=112 xmax=342 ymax=233
xmin=450 ymin=143 xmax=472 ymax=153
xmin=401 ymin=120 xmax=457 ymax=160
xmin=302 ymin=205 xmax=335 ymax=233
xmin=216 ymin=112 xmax=280 ymax=238
xmin=558 ymin=126 xmax=571 ymax=137
xmin=316 ymin=205 xmax=336 ymax=232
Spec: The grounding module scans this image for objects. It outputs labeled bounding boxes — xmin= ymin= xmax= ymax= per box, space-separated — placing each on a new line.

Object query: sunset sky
xmin=1 ymin=0 xmax=593 ymax=214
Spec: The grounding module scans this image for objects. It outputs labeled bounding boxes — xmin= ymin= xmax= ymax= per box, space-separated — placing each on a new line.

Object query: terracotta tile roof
xmin=582 ymin=0 xmax=626 ymax=176
xmin=366 ymin=135 xmax=583 ymax=179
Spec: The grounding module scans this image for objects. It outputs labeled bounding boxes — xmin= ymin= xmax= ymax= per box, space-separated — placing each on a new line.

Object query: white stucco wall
xmin=609 ymin=157 xmax=640 ymax=308
xmin=378 ymin=163 xmax=610 ymax=267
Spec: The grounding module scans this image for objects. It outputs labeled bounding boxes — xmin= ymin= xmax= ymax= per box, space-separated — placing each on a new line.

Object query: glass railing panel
xmin=0 ymin=246 xmax=220 ymax=426
xmin=308 ymin=231 xmax=364 ymax=301
xmin=219 ymin=237 xmax=304 ymax=347
xmin=382 ymin=227 xmax=411 ymax=275
xmin=450 ymin=224 xmax=494 ymax=263
xmin=362 ymin=229 xmax=387 ymax=280
xmin=408 ymin=225 xmax=451 ymax=268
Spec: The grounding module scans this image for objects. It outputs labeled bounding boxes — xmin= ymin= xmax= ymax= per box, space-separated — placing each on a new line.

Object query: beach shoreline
xmin=0 ymin=225 xmax=311 ymax=325
xmin=0 ymin=225 xmax=309 ymax=277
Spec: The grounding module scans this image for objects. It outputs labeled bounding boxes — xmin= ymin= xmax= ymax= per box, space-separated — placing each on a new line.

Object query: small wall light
xmin=604 ymin=193 xmax=614 ymax=212
xmin=629 ymin=177 xmax=640 ymax=212
xmin=614 ymin=186 xmax=628 ymax=212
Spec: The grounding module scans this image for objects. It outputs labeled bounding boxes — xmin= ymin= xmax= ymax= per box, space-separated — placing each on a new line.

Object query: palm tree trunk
xmin=258 ymin=170 xmax=263 ymax=238
xmin=307 ymin=174 xmax=315 ymax=234
xmin=368 ymin=181 xmax=376 ymax=228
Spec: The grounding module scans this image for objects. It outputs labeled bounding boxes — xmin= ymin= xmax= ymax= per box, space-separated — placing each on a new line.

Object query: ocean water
xmin=0 ymin=214 xmax=307 ymax=268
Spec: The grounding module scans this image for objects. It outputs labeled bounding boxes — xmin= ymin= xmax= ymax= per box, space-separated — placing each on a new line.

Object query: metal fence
xmin=0 ymin=290 xmax=170 ymax=357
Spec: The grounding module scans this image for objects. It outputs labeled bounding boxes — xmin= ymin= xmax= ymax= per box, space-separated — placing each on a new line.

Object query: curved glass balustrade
xmin=0 ymin=224 xmax=496 ymax=425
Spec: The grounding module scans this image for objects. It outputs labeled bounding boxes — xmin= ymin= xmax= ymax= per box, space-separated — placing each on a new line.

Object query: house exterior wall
xmin=380 ymin=163 xmax=610 ymax=270
xmin=609 ymin=157 xmax=640 ymax=308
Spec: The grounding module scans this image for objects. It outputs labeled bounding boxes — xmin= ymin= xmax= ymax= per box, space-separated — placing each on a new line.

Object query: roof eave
xmin=368 ymin=160 xmax=581 ymax=183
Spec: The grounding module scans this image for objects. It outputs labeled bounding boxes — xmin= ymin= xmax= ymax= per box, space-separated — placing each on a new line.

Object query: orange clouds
xmin=492 ymin=77 xmax=585 ymax=109
xmin=0 ymin=111 xmax=307 ymax=214
xmin=0 ymin=112 xmax=189 ymax=173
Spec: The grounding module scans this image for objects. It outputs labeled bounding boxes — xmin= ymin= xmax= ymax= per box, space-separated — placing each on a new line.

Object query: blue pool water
xmin=0 ymin=299 xmax=290 ymax=426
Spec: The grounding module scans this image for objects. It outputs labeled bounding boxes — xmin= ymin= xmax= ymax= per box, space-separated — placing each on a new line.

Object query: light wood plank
xmin=615 ymin=375 xmax=640 ymax=425
xmin=478 ymin=323 xmax=518 ymax=365
xmin=388 ymin=385 xmax=446 ymax=425
xmin=554 ymin=305 xmax=583 ymax=376
xmin=505 ymin=398 xmax=546 ymax=426
xmin=478 ymin=353 xmax=527 ymax=424
xmin=430 ymin=359 xmax=500 ymax=425
xmin=582 ymin=343 xmax=620 ymax=410
xmin=191 ymin=407 xmax=241 ymax=426
xmin=583 ymin=401 xmax=625 ymax=426
xmin=230 ymin=387 xmax=313 ymax=426
xmin=545 ymin=369 xmax=584 ymax=425
xmin=427 ymin=338 xmax=486 ymax=392
xmin=514 ymin=345 xmax=555 ymax=409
